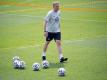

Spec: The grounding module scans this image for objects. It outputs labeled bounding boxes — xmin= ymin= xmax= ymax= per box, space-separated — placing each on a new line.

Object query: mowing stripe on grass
xmin=64 ymin=0 xmax=107 ymax=6
xmin=0 ymin=13 xmax=43 ymax=18
xmin=0 ymin=8 xmax=43 ymax=13
xmin=0 ymin=13 xmax=107 ymax=23
xmin=62 ymin=8 xmax=107 ymax=12
xmin=0 ymin=36 xmax=107 ymax=50
xmin=0 ymin=1 xmax=107 ymax=12
xmin=0 ymin=1 xmax=107 ymax=7
xmin=0 ymin=7 xmax=107 ymax=12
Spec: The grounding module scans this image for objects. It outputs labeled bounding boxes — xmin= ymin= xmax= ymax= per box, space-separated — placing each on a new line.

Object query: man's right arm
xmin=44 ymin=20 xmax=48 ymax=37
xmin=44 ymin=11 xmax=51 ymax=37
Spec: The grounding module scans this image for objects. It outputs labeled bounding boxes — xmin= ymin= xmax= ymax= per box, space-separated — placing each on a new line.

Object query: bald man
xmin=42 ymin=2 xmax=68 ymax=63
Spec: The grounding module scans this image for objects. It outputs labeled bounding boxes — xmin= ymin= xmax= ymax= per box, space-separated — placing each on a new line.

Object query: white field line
xmin=0 ymin=36 xmax=107 ymax=50
xmin=0 ymin=39 xmax=82 ymax=50
xmin=0 ymin=13 xmax=107 ymax=22
xmin=0 ymin=44 xmax=41 ymax=50
xmin=67 ymin=18 xmax=107 ymax=23
xmin=0 ymin=13 xmax=43 ymax=18
xmin=0 ymin=39 xmax=84 ymax=50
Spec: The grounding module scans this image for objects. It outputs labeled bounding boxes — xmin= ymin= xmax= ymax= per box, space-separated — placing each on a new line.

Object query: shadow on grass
xmin=14 ymin=67 xmax=26 ymax=70
xmin=49 ymin=62 xmax=65 ymax=68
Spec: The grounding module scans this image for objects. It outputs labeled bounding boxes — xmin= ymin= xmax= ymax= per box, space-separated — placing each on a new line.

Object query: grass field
xmin=0 ymin=0 xmax=107 ymax=80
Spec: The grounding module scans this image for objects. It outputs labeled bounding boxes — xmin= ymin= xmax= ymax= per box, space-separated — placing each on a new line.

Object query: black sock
xmin=42 ymin=56 xmax=46 ymax=61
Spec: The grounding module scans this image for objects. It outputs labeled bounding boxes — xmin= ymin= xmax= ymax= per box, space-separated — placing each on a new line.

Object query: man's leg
xmin=42 ymin=41 xmax=50 ymax=61
xmin=55 ymin=40 xmax=68 ymax=62
xmin=55 ymin=40 xmax=63 ymax=59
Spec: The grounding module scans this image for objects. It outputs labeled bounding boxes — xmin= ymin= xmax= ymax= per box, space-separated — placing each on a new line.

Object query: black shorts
xmin=46 ymin=32 xmax=61 ymax=41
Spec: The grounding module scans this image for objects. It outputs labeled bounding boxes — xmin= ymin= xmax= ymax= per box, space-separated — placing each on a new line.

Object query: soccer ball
xmin=32 ymin=63 xmax=40 ymax=71
xmin=13 ymin=60 xmax=20 ymax=68
xmin=13 ymin=56 xmax=20 ymax=61
xmin=19 ymin=61 xmax=26 ymax=69
xmin=58 ymin=68 xmax=66 ymax=76
xmin=13 ymin=56 xmax=25 ymax=69
xmin=42 ymin=60 xmax=49 ymax=69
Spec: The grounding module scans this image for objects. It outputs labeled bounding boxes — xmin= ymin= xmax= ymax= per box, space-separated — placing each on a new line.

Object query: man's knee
xmin=45 ymin=41 xmax=50 ymax=45
xmin=56 ymin=40 xmax=61 ymax=46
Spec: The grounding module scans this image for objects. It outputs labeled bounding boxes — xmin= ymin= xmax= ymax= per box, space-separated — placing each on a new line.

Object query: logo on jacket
xmin=55 ymin=17 xmax=59 ymax=22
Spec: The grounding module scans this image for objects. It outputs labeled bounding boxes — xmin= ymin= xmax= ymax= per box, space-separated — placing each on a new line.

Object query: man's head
xmin=53 ymin=2 xmax=60 ymax=12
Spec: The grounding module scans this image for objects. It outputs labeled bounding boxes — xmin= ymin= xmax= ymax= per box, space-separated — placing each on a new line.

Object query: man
xmin=42 ymin=2 xmax=68 ymax=63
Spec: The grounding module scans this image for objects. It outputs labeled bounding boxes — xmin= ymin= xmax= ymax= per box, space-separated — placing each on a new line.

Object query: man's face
xmin=53 ymin=3 xmax=60 ymax=12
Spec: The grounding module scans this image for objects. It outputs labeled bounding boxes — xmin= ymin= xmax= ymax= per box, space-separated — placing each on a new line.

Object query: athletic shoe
xmin=60 ymin=57 xmax=68 ymax=63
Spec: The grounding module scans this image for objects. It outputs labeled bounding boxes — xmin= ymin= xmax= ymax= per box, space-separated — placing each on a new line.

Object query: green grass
xmin=0 ymin=0 xmax=107 ymax=80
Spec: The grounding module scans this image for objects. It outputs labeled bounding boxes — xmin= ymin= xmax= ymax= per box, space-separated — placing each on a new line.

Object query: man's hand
xmin=44 ymin=32 xmax=48 ymax=37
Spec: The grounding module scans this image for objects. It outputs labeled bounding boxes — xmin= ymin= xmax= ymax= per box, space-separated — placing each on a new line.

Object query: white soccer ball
xmin=19 ymin=61 xmax=26 ymax=69
xmin=13 ymin=56 xmax=20 ymax=61
xmin=32 ymin=63 xmax=40 ymax=71
xmin=13 ymin=60 xmax=20 ymax=68
xmin=58 ymin=68 xmax=66 ymax=76
xmin=42 ymin=60 xmax=49 ymax=69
